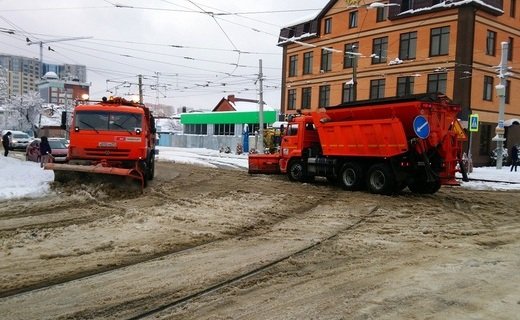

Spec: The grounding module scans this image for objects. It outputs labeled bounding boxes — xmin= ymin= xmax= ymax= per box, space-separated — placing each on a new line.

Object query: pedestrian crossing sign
xmin=469 ymin=114 xmax=479 ymax=132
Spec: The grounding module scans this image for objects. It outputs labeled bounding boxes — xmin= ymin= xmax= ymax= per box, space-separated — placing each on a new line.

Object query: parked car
xmin=1 ymin=130 xmax=32 ymax=150
xmin=25 ymin=138 xmax=68 ymax=163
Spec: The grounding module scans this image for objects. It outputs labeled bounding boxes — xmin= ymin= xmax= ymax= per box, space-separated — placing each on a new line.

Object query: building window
xmin=289 ymin=55 xmax=297 ymax=77
xmin=508 ymin=37 xmax=514 ymax=61
xmin=430 ymin=26 xmax=450 ymax=56
xmin=427 ymin=73 xmax=447 ymax=94
xmin=344 ymin=42 xmax=358 ymax=68
xmin=483 ymin=76 xmax=493 ymax=101
xmin=399 ymin=32 xmax=417 ymax=60
xmin=214 ymin=124 xmax=235 ymax=136
xmin=302 ymin=87 xmax=312 ymax=109
xmin=376 ymin=7 xmax=387 ymax=22
xmin=479 ymin=124 xmax=492 ymax=156
xmin=303 ymin=52 xmax=313 ymax=75
xmin=506 ymin=80 xmax=511 ymax=104
xmin=372 ymin=37 xmax=388 ymax=64
xmin=324 ymin=18 xmax=332 ymax=34
xmin=511 ymin=0 xmax=516 ymax=17
xmin=342 ymin=83 xmax=355 ymax=103
xmin=184 ymin=124 xmax=208 ymax=135
xmin=321 ymin=48 xmax=332 ymax=72
xmin=397 ymin=76 xmax=414 ymax=97
xmin=287 ymin=89 xmax=296 ymax=110
xmin=370 ymin=79 xmax=385 ymax=99
xmin=319 ymin=85 xmax=330 ymax=107
xmin=486 ymin=30 xmax=496 ymax=56
xmin=349 ymin=11 xmax=358 ymax=28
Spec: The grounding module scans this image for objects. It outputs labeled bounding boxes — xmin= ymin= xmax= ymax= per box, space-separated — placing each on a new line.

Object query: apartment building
xmin=0 ymin=54 xmax=40 ymax=96
xmin=0 ymin=54 xmax=87 ymax=98
xmin=278 ymin=0 xmax=519 ymax=166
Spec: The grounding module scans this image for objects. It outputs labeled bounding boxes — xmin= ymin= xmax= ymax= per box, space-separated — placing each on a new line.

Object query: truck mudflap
xmin=44 ymin=162 xmax=145 ymax=189
xmin=248 ymin=154 xmax=281 ymax=174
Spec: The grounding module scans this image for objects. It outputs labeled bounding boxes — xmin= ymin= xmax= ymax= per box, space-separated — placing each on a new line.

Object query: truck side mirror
xmin=60 ymin=111 xmax=67 ymax=130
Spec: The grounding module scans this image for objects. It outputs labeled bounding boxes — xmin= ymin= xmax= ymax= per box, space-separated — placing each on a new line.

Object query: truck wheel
xmin=287 ymin=160 xmax=305 ymax=182
xmin=339 ymin=162 xmax=363 ymax=191
xmin=366 ymin=163 xmax=395 ymax=195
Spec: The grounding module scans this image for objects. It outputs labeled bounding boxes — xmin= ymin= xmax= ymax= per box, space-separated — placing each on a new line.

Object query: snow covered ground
xmin=1 ymin=146 xmax=520 ymax=201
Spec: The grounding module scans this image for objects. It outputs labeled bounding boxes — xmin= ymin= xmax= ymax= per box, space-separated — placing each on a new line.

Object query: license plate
xmin=99 ymin=142 xmax=117 ymax=147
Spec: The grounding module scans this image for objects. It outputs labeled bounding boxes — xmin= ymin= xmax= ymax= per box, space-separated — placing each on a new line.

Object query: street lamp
xmin=493 ymin=42 xmax=509 ymax=169
xmin=26 ymin=36 xmax=92 ymax=78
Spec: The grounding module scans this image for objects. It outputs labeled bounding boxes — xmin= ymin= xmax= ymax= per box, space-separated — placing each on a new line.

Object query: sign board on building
xmin=469 ymin=114 xmax=479 ymax=132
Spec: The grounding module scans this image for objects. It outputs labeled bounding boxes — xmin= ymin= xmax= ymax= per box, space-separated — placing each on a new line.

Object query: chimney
xmin=227 ymin=94 xmax=235 ymax=103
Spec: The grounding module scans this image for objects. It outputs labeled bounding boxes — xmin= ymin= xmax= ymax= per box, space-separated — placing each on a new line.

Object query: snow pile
xmin=0 ymin=156 xmax=54 ymax=200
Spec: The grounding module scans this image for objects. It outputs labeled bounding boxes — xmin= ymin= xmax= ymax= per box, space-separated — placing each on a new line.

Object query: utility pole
xmin=155 ymin=72 xmax=160 ymax=106
xmin=138 ymin=74 xmax=144 ymax=104
xmin=494 ymin=42 xmax=509 ymax=169
xmin=258 ymin=59 xmax=265 ymax=153
xmin=26 ymin=36 xmax=92 ymax=78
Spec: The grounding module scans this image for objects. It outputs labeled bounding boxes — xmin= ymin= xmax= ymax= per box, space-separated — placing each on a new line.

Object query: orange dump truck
xmin=249 ymin=94 xmax=468 ymax=194
xmin=45 ymin=97 xmax=157 ymax=188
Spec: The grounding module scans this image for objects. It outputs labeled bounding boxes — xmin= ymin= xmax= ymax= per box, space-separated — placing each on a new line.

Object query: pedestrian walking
xmin=510 ymin=144 xmax=518 ymax=172
xmin=2 ymin=131 xmax=11 ymax=157
xmin=39 ymin=136 xmax=52 ymax=168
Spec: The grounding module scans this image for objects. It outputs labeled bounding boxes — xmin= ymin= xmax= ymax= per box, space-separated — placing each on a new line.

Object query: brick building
xmin=278 ymin=0 xmax=519 ymax=166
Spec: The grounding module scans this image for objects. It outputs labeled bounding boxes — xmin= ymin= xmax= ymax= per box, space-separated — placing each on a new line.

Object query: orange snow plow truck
xmin=44 ymin=97 xmax=157 ymax=189
xmin=249 ymin=94 xmax=468 ymax=195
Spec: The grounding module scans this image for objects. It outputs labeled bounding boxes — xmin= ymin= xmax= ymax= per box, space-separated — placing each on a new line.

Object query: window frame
xmin=369 ymin=79 xmax=385 ymax=99
xmin=427 ymin=73 xmax=447 ymax=94
xmin=287 ymin=89 xmax=297 ymax=110
xmin=302 ymin=87 xmax=312 ymax=109
xmin=303 ymin=51 xmax=313 ymax=75
xmin=430 ymin=26 xmax=450 ymax=57
xmin=320 ymin=48 xmax=333 ymax=72
xmin=372 ymin=37 xmax=388 ymax=64
xmin=399 ymin=31 xmax=417 ymax=60
xmin=289 ymin=55 xmax=298 ymax=77
xmin=486 ymin=30 xmax=497 ymax=56
xmin=319 ymin=85 xmax=331 ymax=108
xmin=342 ymin=83 xmax=355 ymax=103
xmin=349 ymin=11 xmax=358 ymax=28
xmin=324 ymin=18 xmax=332 ymax=34
xmin=396 ymin=76 xmax=414 ymax=97
xmin=343 ymin=42 xmax=358 ymax=68
xmin=483 ymin=75 xmax=493 ymax=101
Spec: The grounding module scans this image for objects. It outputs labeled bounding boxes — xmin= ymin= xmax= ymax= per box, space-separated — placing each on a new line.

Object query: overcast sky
xmin=0 ymin=0 xmax=330 ymax=112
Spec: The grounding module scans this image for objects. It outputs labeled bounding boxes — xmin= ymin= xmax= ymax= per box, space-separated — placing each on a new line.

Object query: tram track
xmin=0 ymin=202 xmax=376 ymax=320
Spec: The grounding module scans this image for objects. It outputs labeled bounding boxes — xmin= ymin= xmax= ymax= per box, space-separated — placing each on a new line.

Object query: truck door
xmin=282 ymin=123 xmax=300 ymax=158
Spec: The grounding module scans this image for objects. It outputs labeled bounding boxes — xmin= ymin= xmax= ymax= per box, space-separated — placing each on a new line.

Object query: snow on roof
xmin=281 ymin=12 xmax=320 ymax=28
xmin=229 ymin=100 xmax=274 ymax=112
xmin=399 ymin=0 xmax=503 ymax=16
xmin=278 ymin=32 xmax=318 ymax=46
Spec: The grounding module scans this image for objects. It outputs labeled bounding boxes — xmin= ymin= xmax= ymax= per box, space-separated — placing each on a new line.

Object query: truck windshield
xmin=75 ymin=111 xmax=142 ymax=132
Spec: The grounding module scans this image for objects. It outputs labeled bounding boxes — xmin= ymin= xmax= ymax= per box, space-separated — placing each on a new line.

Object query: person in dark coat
xmin=39 ymin=136 xmax=52 ymax=167
xmin=510 ymin=144 xmax=519 ymax=172
xmin=2 ymin=131 xmax=11 ymax=157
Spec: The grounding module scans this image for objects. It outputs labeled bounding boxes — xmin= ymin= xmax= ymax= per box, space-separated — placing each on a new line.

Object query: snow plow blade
xmin=44 ymin=163 xmax=144 ymax=189
xmin=248 ymin=154 xmax=281 ymax=174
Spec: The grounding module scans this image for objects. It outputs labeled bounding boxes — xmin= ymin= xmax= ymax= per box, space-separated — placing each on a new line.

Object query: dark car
xmin=25 ymin=138 xmax=68 ymax=163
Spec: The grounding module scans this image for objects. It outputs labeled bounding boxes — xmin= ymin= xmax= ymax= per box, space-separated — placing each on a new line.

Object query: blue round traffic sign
xmin=413 ymin=115 xmax=430 ymax=139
